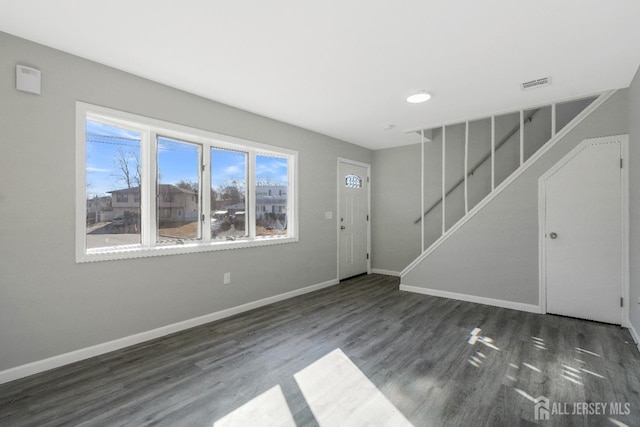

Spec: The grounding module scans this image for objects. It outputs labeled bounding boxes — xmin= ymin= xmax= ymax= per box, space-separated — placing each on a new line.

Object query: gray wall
xmin=371 ymin=143 xmax=421 ymax=273
xmin=402 ymin=90 xmax=628 ymax=305
xmin=629 ymin=66 xmax=640 ymax=335
xmin=0 ymin=32 xmax=371 ymax=371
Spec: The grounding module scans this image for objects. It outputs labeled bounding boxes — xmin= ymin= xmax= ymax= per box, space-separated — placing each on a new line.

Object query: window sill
xmin=77 ymin=235 xmax=298 ymax=263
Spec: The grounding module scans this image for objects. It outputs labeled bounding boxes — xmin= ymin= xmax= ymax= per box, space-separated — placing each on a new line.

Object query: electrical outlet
xmin=224 ymin=272 xmax=231 ymax=285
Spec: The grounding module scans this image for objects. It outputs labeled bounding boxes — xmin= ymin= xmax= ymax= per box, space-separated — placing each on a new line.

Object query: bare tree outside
xmin=112 ymin=148 xmax=141 ymax=189
xmin=218 ymin=180 xmax=245 ymax=206
xmin=176 ymin=180 xmax=199 ymax=194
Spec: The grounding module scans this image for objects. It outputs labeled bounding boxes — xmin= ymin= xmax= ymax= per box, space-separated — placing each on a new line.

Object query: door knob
xmin=340 ymin=226 xmax=346 ymax=230
xmin=549 ymin=232 xmax=558 ymax=239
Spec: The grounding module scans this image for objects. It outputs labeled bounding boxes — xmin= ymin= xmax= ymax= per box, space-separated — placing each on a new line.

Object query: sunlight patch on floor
xmin=213 ymin=348 xmax=412 ymax=427
xmin=213 ymin=385 xmax=296 ymax=427
xmin=294 ymin=349 xmax=414 ymax=427
xmin=468 ymin=351 xmax=485 ymax=368
xmin=532 ymin=336 xmax=548 ymax=350
xmin=581 ymin=368 xmax=606 ymax=379
xmin=467 ymin=327 xmax=500 ymax=353
xmin=513 ymin=388 xmax=536 ymax=403
xmin=468 ymin=327 xmax=482 ymax=345
xmin=561 ymin=374 xmax=583 ymax=385
xmin=522 ymin=362 xmax=542 ymax=373
xmin=609 ymin=417 xmax=630 ymax=426
xmin=575 ymin=347 xmax=602 ymax=357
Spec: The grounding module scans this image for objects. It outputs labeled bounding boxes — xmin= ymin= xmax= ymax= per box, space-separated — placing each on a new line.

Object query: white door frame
xmin=337 ymin=158 xmax=371 ymax=280
xmin=538 ymin=135 xmax=629 ymax=326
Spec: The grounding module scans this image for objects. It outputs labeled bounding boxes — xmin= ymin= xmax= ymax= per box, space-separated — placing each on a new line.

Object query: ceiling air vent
xmin=521 ymin=76 xmax=551 ymax=91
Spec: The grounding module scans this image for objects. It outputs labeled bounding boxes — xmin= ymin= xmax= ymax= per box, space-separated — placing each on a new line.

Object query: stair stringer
xmin=400 ymin=89 xmax=628 ymax=311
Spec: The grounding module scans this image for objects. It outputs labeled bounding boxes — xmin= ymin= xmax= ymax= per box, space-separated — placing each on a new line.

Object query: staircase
xmin=414 ymin=109 xmax=539 ymax=226
xmin=401 ymin=90 xmax=614 ymax=281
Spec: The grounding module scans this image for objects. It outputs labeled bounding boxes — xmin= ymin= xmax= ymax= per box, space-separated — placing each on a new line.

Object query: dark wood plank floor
xmin=1 ymin=274 xmax=639 ymax=426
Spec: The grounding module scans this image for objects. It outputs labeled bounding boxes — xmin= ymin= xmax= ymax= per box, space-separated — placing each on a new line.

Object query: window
xmin=84 ymin=121 xmax=142 ymax=250
xmin=157 ymin=137 xmax=200 ymax=243
xmin=256 ymin=154 xmax=289 ymax=237
xmin=76 ymin=102 xmax=297 ymax=262
xmin=345 ymin=174 xmax=362 ymax=188
xmin=210 ymin=148 xmax=247 ymax=240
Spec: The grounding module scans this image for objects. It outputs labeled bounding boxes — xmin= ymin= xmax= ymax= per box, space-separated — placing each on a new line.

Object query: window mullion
xmin=248 ymin=150 xmax=257 ymax=239
xmin=289 ymin=153 xmax=296 ymax=238
xmin=196 ymin=144 xmax=203 ymax=241
xmin=202 ymin=146 xmax=211 ymax=242
xmin=143 ymin=131 xmax=158 ymax=247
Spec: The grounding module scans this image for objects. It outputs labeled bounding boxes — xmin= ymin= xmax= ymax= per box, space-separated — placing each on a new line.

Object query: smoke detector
xmin=521 ymin=76 xmax=551 ymax=91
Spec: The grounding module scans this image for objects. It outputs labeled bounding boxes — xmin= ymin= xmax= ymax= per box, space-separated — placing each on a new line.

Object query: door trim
xmin=337 ymin=158 xmax=371 ymax=280
xmin=538 ymin=135 xmax=629 ymax=326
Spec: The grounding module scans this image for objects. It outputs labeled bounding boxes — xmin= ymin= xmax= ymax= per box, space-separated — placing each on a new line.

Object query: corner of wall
xmin=627 ymin=64 xmax=640 ymax=339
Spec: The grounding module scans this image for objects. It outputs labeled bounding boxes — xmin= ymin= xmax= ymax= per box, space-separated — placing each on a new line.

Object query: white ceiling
xmin=2 ymin=1 xmax=640 ymax=150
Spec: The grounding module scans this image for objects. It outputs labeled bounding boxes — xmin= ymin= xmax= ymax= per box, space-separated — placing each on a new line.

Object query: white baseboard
xmin=371 ymin=269 xmax=401 ymax=277
xmin=628 ymin=320 xmax=640 ymax=354
xmin=0 ymin=278 xmax=339 ymax=385
xmin=399 ymin=284 xmax=541 ymax=314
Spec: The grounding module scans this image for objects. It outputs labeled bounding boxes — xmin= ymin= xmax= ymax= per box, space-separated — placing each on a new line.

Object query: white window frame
xmin=75 ymin=102 xmax=298 ymax=263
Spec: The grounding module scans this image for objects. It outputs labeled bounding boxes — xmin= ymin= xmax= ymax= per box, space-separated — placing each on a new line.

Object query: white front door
xmin=542 ymin=137 xmax=625 ymax=324
xmin=338 ymin=160 xmax=369 ymax=280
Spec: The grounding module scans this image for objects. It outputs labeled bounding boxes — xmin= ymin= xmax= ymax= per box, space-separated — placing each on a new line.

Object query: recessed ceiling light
xmin=406 ymin=91 xmax=432 ymax=103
